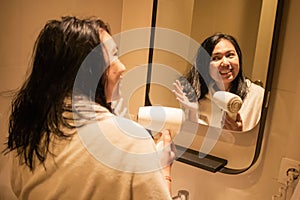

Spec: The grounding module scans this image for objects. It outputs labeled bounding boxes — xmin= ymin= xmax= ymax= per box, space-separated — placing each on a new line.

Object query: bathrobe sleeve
xmin=239 ymin=80 xmax=265 ymax=131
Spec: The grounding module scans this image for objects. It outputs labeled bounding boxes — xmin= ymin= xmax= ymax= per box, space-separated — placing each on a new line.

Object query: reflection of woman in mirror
xmin=173 ymin=33 xmax=264 ymax=131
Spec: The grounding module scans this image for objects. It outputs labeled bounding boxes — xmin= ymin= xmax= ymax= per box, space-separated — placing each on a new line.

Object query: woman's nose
xmin=120 ymin=61 xmax=126 ymax=71
xmin=220 ymin=57 xmax=230 ymax=66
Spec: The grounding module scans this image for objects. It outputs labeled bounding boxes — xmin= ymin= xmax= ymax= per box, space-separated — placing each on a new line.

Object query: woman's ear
xmin=98 ymin=28 xmax=106 ymax=41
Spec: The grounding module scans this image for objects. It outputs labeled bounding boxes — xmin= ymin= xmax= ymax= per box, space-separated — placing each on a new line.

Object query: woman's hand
xmin=156 ymin=130 xmax=176 ymax=168
xmin=173 ymin=80 xmax=199 ymax=122
xmin=173 ymin=80 xmax=198 ymax=112
xmin=222 ymin=112 xmax=243 ymax=131
xmin=156 ymin=129 xmax=176 ymax=195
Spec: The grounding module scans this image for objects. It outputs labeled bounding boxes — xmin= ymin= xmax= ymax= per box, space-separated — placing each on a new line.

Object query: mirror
xmin=149 ymin=0 xmax=276 ymax=127
xmin=139 ymin=0 xmax=281 ymax=172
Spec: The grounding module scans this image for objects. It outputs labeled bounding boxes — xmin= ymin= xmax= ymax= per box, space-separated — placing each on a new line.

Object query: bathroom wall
xmin=119 ymin=0 xmax=153 ymax=115
xmin=1 ymin=0 xmax=300 ymax=200
xmin=0 ymin=0 xmax=123 ymax=93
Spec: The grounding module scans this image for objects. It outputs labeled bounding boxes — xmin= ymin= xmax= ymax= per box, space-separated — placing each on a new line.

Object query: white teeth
xmin=219 ymin=69 xmax=232 ymax=75
xmin=220 ymin=71 xmax=230 ymax=75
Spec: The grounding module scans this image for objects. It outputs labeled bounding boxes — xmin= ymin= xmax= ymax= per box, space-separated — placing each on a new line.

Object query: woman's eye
xmin=112 ymin=47 xmax=119 ymax=57
xmin=227 ymin=52 xmax=236 ymax=58
xmin=211 ymin=56 xmax=221 ymax=61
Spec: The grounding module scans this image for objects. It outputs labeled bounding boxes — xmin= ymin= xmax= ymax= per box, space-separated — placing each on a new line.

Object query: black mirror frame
xmin=144 ymin=0 xmax=284 ymax=174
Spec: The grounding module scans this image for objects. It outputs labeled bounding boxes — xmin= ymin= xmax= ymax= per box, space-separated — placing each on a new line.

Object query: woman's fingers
xmin=173 ymin=80 xmax=184 ymax=94
xmin=223 ymin=113 xmax=243 ymax=131
xmin=162 ymin=130 xmax=172 ymax=147
xmin=158 ymin=130 xmax=176 ymax=166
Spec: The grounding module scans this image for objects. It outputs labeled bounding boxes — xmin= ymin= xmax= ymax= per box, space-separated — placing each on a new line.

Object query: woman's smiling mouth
xmin=219 ymin=69 xmax=232 ymax=76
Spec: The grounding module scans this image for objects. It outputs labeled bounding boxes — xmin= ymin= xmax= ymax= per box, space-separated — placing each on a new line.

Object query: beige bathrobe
xmin=10 ymin=99 xmax=171 ymax=200
xmin=198 ymin=79 xmax=265 ymax=131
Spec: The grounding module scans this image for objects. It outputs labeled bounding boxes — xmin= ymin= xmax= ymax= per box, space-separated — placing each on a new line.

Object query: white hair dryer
xmin=212 ymin=91 xmax=243 ymax=121
xmin=137 ymin=106 xmax=185 ymax=150
xmin=137 ymin=106 xmax=185 ymax=136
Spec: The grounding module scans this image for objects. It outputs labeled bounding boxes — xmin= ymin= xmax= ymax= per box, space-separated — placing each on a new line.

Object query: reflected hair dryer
xmin=212 ymin=91 xmax=243 ymax=121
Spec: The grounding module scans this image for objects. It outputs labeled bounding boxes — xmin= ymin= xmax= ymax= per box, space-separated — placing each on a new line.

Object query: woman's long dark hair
xmin=184 ymin=33 xmax=248 ymax=101
xmin=5 ymin=16 xmax=111 ymax=171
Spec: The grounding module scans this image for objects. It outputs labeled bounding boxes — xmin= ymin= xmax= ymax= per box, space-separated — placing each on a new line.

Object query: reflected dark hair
xmin=5 ymin=16 xmax=111 ymax=170
xmin=185 ymin=33 xmax=248 ymax=101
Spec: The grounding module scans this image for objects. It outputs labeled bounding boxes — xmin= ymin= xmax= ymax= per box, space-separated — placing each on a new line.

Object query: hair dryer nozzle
xmin=212 ymin=91 xmax=243 ymax=120
xmin=137 ymin=106 xmax=185 ymax=138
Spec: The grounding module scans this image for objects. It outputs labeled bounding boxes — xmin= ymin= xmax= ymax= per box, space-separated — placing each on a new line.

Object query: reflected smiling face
xmin=209 ymin=39 xmax=240 ymax=91
xmin=100 ymin=29 xmax=126 ymax=103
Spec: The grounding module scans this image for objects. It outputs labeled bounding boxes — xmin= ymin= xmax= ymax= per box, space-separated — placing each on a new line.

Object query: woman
xmin=5 ymin=16 xmax=174 ymax=199
xmin=173 ymin=33 xmax=264 ymax=131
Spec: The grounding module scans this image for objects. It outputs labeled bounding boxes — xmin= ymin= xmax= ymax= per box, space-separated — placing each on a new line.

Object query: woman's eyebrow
xmin=211 ymin=52 xmax=222 ymax=56
xmin=212 ymin=49 xmax=235 ymax=56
